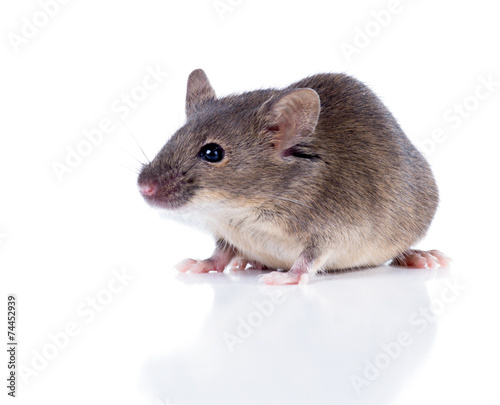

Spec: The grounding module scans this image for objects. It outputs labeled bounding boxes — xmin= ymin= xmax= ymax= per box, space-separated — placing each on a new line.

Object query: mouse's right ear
xmin=186 ymin=69 xmax=216 ymax=117
xmin=264 ymin=88 xmax=321 ymax=157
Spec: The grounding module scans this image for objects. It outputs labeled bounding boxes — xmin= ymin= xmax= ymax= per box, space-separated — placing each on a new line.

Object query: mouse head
xmin=137 ymin=69 xmax=321 ymax=214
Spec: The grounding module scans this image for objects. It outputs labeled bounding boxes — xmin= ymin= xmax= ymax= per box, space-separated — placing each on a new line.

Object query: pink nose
xmin=139 ymin=182 xmax=158 ymax=196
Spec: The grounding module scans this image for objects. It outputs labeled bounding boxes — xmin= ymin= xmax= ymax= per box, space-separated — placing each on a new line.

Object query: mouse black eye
xmin=198 ymin=143 xmax=225 ymax=163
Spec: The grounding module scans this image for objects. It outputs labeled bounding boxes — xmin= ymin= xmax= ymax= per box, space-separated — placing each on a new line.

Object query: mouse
xmin=137 ymin=69 xmax=451 ymax=285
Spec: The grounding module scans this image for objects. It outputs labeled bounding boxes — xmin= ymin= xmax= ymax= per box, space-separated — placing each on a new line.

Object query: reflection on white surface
xmin=139 ymin=267 xmax=459 ymax=405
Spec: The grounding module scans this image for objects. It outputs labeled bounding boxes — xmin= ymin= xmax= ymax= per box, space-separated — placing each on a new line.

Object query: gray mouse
xmin=137 ymin=69 xmax=451 ymax=285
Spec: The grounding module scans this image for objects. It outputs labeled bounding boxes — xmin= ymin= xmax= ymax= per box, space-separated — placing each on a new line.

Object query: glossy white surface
xmin=4 ymin=249 xmax=498 ymax=404
xmin=138 ymin=266 xmax=497 ymax=405
xmin=141 ymin=267 xmax=457 ymax=404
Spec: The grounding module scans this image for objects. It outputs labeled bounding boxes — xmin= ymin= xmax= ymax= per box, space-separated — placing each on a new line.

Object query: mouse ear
xmin=186 ymin=69 xmax=216 ymax=117
xmin=266 ymin=88 xmax=320 ymax=156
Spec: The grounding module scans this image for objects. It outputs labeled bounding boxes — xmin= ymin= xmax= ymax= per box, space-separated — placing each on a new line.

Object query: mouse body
xmin=138 ymin=69 xmax=450 ymax=285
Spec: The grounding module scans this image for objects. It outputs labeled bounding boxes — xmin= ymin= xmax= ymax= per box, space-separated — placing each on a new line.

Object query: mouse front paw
xmin=259 ymin=271 xmax=309 ymax=285
xmin=175 ymin=258 xmax=225 ymax=274
xmin=227 ymin=258 xmax=250 ymax=271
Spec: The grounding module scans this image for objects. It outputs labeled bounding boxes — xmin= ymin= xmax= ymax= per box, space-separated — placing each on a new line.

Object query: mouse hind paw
xmin=391 ymin=249 xmax=452 ymax=269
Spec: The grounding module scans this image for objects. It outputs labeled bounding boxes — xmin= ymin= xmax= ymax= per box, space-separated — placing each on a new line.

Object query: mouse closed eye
xmin=138 ymin=68 xmax=450 ymax=285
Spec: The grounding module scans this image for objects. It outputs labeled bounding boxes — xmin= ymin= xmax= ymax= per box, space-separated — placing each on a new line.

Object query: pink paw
xmin=227 ymin=258 xmax=249 ymax=271
xmin=391 ymin=249 xmax=452 ymax=269
xmin=259 ymin=271 xmax=309 ymax=285
xmin=175 ymin=258 xmax=224 ymax=274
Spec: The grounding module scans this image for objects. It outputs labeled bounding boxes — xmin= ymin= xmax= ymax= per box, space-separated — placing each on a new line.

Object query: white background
xmin=1 ymin=0 xmax=499 ymax=404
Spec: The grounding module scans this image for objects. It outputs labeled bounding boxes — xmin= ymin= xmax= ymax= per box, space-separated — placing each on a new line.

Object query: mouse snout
xmin=138 ymin=181 xmax=158 ymax=197
xmin=137 ymin=164 xmax=191 ymax=209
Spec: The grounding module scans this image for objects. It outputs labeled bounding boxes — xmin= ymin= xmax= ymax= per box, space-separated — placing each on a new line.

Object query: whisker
xmin=119 ymin=164 xmax=141 ymax=174
xmin=113 ymin=141 xmax=145 ymax=168
xmin=119 ymin=119 xmax=150 ymax=163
